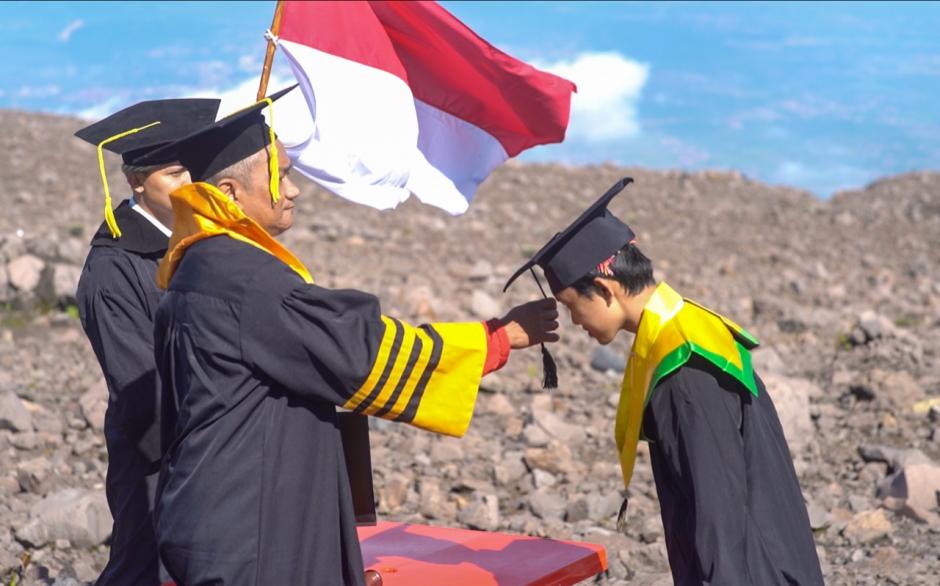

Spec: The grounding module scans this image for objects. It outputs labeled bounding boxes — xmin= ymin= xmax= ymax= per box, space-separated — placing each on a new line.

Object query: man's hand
xmin=497 ymin=298 xmax=560 ymax=349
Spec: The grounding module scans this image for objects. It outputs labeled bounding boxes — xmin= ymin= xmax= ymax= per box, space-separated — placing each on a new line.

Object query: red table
xmin=358 ymin=521 xmax=608 ymax=586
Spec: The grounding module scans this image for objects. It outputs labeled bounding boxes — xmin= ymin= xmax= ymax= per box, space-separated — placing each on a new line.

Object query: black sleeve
xmin=239 ymin=262 xmax=386 ymax=407
xmin=77 ymin=252 xmax=161 ymax=465
xmin=238 ymin=259 xmax=488 ymax=437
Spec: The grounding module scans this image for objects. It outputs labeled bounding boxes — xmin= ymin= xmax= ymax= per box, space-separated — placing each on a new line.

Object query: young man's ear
xmin=125 ymin=172 xmax=145 ymax=195
xmin=593 ymin=277 xmax=617 ymax=305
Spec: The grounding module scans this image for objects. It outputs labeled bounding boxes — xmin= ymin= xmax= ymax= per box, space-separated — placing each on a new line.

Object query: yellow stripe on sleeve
xmin=373 ymin=325 xmax=434 ymax=419
xmin=360 ymin=323 xmax=417 ymax=416
xmin=343 ymin=316 xmax=396 ymax=411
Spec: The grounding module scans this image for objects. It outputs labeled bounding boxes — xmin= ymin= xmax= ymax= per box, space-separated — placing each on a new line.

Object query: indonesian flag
xmin=275 ymin=0 xmax=576 ymax=214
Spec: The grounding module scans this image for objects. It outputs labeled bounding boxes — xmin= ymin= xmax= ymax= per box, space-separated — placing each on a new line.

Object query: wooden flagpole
xmin=257 ymin=0 xmax=286 ymax=101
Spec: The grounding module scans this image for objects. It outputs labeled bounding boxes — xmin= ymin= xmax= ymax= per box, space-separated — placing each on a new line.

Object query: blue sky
xmin=2 ymin=1 xmax=939 ymax=196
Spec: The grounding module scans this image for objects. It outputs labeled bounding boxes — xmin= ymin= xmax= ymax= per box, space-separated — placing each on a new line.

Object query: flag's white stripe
xmin=408 ymin=98 xmax=509 ymax=214
xmin=277 ymin=39 xmax=507 ymax=214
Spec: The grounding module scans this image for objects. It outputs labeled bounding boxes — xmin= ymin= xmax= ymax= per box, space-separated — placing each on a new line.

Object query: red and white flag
xmin=274 ymin=0 xmax=576 ymax=214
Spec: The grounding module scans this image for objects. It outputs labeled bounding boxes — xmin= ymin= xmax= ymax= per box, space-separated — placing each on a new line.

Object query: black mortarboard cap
xmin=74 ymin=98 xmax=221 ymax=166
xmin=504 ymin=177 xmax=635 ymax=295
xmin=502 ymin=177 xmax=634 ymax=390
xmin=137 ymin=85 xmax=297 ymax=182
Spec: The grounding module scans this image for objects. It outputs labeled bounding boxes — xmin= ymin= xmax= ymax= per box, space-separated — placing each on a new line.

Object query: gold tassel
xmin=260 ymin=97 xmax=279 ymax=204
xmin=96 ymin=121 xmax=162 ymax=238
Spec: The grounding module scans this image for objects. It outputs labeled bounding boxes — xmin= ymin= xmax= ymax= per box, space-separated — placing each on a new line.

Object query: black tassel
xmin=529 ymin=268 xmax=558 ymax=390
xmin=540 ymin=343 xmax=558 ymax=389
xmin=616 ymin=496 xmax=630 ymax=534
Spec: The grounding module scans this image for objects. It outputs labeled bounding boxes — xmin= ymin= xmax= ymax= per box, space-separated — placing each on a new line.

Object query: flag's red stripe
xmin=279 ymin=0 xmax=575 ymax=157
xmin=280 ymin=1 xmax=409 ymax=83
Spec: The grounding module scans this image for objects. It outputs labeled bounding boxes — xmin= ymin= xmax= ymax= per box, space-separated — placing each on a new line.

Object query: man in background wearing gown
xmin=74 ymin=98 xmax=220 ymax=586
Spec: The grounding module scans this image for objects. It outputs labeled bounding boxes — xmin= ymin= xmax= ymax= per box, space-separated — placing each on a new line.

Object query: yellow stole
xmin=157 ymin=182 xmax=313 ymax=288
xmin=614 ymin=282 xmax=759 ymax=489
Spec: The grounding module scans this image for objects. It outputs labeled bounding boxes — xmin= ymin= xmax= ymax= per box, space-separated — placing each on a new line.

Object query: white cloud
xmin=58 ymin=19 xmax=84 ymax=43
xmin=183 ymin=70 xmax=312 ymax=148
xmin=18 ymin=85 xmax=61 ymax=99
xmin=77 ymin=96 xmax=124 ymax=121
xmin=190 ymin=72 xmax=295 ymax=119
xmin=770 ymin=161 xmax=876 ymax=195
xmin=535 ymin=51 xmax=649 ymax=142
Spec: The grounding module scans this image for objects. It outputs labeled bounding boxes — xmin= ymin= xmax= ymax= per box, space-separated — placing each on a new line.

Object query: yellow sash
xmin=614 ymin=282 xmax=759 ymax=489
xmin=157 ymin=182 xmax=313 ymax=288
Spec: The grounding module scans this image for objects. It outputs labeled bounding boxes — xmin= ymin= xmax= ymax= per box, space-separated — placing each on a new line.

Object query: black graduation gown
xmin=75 ymin=199 xmax=168 ymax=586
xmin=154 ymin=234 xmax=486 ymax=586
xmin=642 ymin=354 xmax=824 ymax=586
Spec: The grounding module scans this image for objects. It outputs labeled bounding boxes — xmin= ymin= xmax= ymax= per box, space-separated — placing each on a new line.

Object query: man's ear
xmin=215 ymin=178 xmax=240 ymax=204
xmin=593 ymin=277 xmax=617 ymax=305
xmin=125 ymin=172 xmax=145 ymax=195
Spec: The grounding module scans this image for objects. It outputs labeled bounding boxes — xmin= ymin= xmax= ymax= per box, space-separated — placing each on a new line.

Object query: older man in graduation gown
xmin=505 ymin=178 xmax=824 ymax=585
xmin=74 ymin=98 xmax=221 ymax=585
xmin=137 ymin=87 xmax=559 ymax=585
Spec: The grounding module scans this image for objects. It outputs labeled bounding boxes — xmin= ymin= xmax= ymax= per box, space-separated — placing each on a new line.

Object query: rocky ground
xmin=1 ymin=110 xmax=939 ymax=585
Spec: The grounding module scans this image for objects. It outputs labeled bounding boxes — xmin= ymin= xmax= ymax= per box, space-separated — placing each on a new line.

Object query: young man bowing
xmin=505 ymin=178 xmax=824 ymax=586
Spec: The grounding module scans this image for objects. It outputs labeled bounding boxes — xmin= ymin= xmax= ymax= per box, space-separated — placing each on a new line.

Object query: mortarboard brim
xmin=503 ymin=177 xmax=635 ymax=294
xmin=74 ymin=98 xmax=221 ymax=166
xmin=137 ymin=85 xmax=297 ymax=182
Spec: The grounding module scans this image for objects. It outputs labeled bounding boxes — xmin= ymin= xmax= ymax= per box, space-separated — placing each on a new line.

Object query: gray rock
xmin=522 ymin=423 xmax=550 ymax=447
xmin=493 ymin=452 xmax=527 ymax=486
xmin=417 ymin=479 xmax=454 ymax=520
xmin=877 ymin=463 xmax=940 ymax=513
xmin=429 ymin=437 xmax=464 ymax=463
xmin=859 ymin=444 xmax=931 ymax=472
xmin=760 ymin=374 xmax=814 ymax=454
xmin=7 ymin=254 xmax=44 ymax=293
xmin=751 ymin=345 xmax=787 ymax=375
xmin=806 ymin=501 xmax=831 ymax=530
xmin=856 ymin=310 xmax=896 ymax=342
xmin=0 ymin=391 xmax=33 ymax=432
xmin=0 ymin=265 xmax=12 ymax=303
xmin=479 ymin=393 xmax=516 ymax=416
xmin=378 ymin=473 xmax=411 ymax=511
xmin=0 ymin=545 xmax=20 ymax=577
xmin=587 ymin=492 xmax=623 ymax=521
xmin=469 ymin=290 xmax=501 ymax=319
xmin=590 ymin=345 xmax=624 ymax=373
xmin=640 ymin=514 xmax=663 ymax=543
xmin=79 ymin=380 xmax=108 ymax=433
xmin=403 ymin=285 xmax=437 ymax=320
xmin=14 ymin=488 xmax=111 ymax=548
xmin=842 ymin=509 xmax=892 ymax=544
xmin=525 ymin=442 xmax=575 ymax=476
xmin=27 ymin=402 xmax=64 ymax=435
xmin=16 ymin=457 xmax=52 ymax=494
xmin=467 ymin=260 xmax=493 ymax=282
xmin=48 ymin=263 xmax=82 ymax=304
xmin=532 ymin=469 xmax=557 ymax=489
xmin=565 ymin=497 xmax=589 ymax=523
xmin=529 ymin=488 xmax=566 ymax=521
xmin=457 ymin=493 xmax=499 ymax=531
xmin=9 ymin=431 xmax=40 ymax=450
xmin=531 ymin=409 xmax=586 ymax=444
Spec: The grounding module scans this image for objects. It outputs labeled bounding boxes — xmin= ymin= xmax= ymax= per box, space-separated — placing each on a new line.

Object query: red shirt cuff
xmin=482 ymin=319 xmax=511 ymax=375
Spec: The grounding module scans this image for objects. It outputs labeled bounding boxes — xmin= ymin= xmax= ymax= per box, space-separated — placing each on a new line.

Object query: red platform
xmin=358 ymin=521 xmax=608 ymax=586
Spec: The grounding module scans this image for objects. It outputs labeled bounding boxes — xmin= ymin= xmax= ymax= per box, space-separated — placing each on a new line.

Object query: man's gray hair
xmin=203 ymin=149 xmax=264 ymax=187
